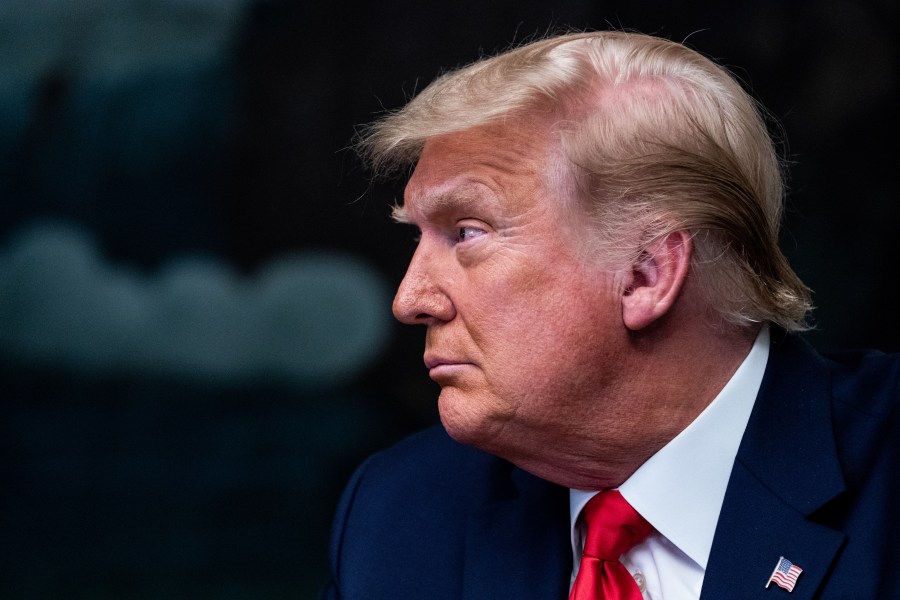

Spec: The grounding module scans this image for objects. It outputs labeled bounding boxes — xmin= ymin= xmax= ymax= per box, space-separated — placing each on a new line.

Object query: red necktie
xmin=570 ymin=490 xmax=653 ymax=600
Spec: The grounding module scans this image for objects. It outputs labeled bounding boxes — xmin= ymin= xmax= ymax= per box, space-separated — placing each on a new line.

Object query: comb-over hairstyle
xmin=358 ymin=30 xmax=812 ymax=331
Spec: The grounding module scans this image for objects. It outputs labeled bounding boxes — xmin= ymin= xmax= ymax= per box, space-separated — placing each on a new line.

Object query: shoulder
xmin=767 ymin=331 xmax=899 ymax=417
xmin=824 ymin=346 xmax=900 ymax=416
xmin=334 ymin=424 xmax=529 ymax=531
xmin=346 ymin=425 xmax=506 ymax=506
xmin=705 ymin=335 xmax=900 ymax=597
xmin=360 ymin=424 xmax=479 ymax=476
xmin=324 ymin=426 xmax=517 ymax=598
xmin=767 ymin=333 xmax=900 ymax=454
xmin=820 ymin=347 xmax=900 ymax=488
xmin=324 ymin=426 xmax=571 ymax=599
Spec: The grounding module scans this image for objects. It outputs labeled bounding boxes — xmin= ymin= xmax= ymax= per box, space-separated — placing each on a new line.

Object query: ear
xmin=621 ymin=230 xmax=692 ymax=331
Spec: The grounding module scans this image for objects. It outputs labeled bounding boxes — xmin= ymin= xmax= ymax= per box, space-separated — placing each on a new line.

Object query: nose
xmin=392 ymin=244 xmax=456 ymax=325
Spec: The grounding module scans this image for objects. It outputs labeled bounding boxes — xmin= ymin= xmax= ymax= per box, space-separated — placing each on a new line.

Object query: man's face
xmin=392 ymin=120 xmax=632 ymax=481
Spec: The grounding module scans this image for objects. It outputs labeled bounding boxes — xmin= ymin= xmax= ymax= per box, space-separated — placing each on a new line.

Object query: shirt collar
xmin=569 ymin=325 xmax=770 ymax=569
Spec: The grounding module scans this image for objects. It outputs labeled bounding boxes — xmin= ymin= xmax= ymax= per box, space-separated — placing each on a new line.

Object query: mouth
xmin=423 ymin=355 xmax=472 ymax=381
xmin=424 ymin=356 xmax=447 ymax=370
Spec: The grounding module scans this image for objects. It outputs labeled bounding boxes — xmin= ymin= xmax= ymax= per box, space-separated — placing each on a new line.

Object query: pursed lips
xmin=424 ymin=355 xmax=466 ymax=368
xmin=423 ymin=355 xmax=474 ymax=380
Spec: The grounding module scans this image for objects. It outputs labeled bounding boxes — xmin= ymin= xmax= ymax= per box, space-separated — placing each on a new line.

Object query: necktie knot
xmin=581 ymin=490 xmax=653 ymax=560
xmin=570 ymin=490 xmax=653 ymax=600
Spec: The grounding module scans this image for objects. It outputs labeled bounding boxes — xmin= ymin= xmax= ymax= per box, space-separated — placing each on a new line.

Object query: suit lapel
xmin=702 ymin=334 xmax=847 ymax=598
xmin=702 ymin=462 xmax=845 ymax=598
xmin=462 ymin=465 xmax=571 ymax=600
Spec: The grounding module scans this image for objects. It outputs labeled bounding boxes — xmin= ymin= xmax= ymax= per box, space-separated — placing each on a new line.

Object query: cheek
xmin=463 ymin=279 xmax=553 ymax=352
xmin=462 ymin=245 xmax=621 ymax=359
xmin=484 ymin=285 xmax=618 ymax=371
xmin=502 ymin=277 xmax=622 ymax=378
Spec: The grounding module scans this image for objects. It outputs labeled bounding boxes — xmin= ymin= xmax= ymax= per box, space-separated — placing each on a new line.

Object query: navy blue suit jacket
xmin=323 ymin=334 xmax=900 ymax=598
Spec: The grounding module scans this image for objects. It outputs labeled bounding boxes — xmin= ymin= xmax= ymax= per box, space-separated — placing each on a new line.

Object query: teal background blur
xmin=1 ymin=1 xmax=897 ymax=597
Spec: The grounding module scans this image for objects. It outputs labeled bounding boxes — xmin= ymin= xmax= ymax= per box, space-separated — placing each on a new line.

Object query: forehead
xmin=399 ymin=121 xmax=562 ymax=222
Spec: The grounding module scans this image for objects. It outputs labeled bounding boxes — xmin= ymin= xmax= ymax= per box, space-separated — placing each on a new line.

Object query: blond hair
xmin=358 ymin=30 xmax=812 ymax=331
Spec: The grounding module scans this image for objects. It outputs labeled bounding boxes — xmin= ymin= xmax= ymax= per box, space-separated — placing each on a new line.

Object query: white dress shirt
xmin=570 ymin=326 xmax=770 ymax=599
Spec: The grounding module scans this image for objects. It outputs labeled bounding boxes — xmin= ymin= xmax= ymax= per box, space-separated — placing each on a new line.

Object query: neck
xmin=522 ymin=320 xmax=761 ymax=491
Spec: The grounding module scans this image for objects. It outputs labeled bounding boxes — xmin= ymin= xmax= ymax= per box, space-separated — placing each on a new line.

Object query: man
xmin=323 ymin=30 xmax=899 ymax=599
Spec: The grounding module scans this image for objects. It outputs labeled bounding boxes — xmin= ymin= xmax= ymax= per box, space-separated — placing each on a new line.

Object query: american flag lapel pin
xmin=766 ymin=556 xmax=803 ymax=592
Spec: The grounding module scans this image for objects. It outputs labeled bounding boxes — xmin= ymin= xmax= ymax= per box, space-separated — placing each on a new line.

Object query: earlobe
xmin=621 ymin=230 xmax=692 ymax=331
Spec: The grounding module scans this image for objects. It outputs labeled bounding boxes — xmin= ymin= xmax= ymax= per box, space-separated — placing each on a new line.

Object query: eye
xmin=456 ymin=226 xmax=486 ymax=243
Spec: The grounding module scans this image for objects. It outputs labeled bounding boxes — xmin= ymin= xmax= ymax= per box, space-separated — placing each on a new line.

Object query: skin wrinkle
xmin=393 ymin=112 xmax=754 ymax=491
xmin=366 ymin=30 xmax=810 ymax=330
xmin=360 ymin=32 xmax=818 ymax=499
xmin=395 ymin=119 xmax=633 ymax=486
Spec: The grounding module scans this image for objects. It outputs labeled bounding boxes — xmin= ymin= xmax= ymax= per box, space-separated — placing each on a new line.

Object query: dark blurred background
xmin=1 ymin=0 xmax=897 ymax=597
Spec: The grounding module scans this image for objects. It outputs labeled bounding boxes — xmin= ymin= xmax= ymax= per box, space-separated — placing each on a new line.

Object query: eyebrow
xmin=394 ymin=184 xmax=495 ymax=225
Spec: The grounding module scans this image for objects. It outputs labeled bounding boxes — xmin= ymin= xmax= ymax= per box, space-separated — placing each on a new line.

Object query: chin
xmin=437 ymin=389 xmax=506 ymax=451
xmin=438 ymin=408 xmax=485 ymax=448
